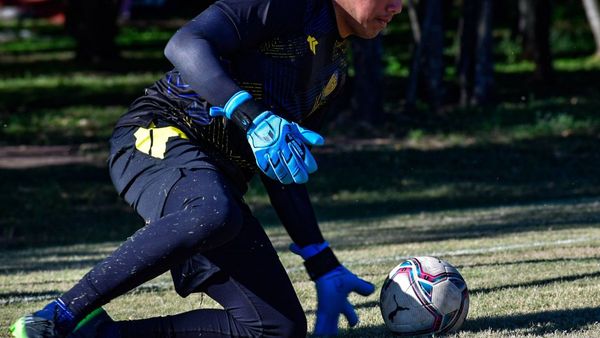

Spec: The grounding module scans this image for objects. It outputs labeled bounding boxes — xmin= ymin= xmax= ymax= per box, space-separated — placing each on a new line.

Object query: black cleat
xmin=10 ymin=299 xmax=76 ymax=338
xmin=10 ymin=313 xmax=61 ymax=338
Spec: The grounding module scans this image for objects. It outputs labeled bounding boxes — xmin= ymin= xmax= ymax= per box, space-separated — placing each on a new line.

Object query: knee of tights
xmin=183 ymin=201 xmax=243 ymax=249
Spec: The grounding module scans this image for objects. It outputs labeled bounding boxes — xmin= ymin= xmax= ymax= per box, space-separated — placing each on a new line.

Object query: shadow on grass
xmin=379 ymin=69 xmax=600 ymax=134
xmin=336 ymin=307 xmax=600 ymax=337
xmin=0 ymin=258 xmax=106 ymax=274
xmin=0 ymin=290 xmax=62 ymax=304
xmin=463 ymin=307 xmax=600 ymax=336
xmin=458 ymin=256 xmax=600 ymax=269
xmin=470 ymin=271 xmax=600 ymax=295
xmin=0 ymin=163 xmax=141 ymax=249
xmin=264 ymin=135 xmax=600 ymax=236
xmin=0 ymin=46 xmax=171 ymax=78
xmin=2 ymin=134 xmax=600 ymax=249
xmin=1 ymin=63 xmax=600 ymax=127
xmin=1 ymin=282 xmax=175 ymax=305
xmin=0 ymin=79 xmax=149 ymax=114
xmin=289 ymin=204 xmax=600 ymax=255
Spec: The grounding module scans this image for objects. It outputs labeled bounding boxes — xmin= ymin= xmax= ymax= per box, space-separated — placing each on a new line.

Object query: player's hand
xmin=246 ymin=111 xmax=324 ymax=184
xmin=290 ymin=242 xmax=375 ymax=336
xmin=312 ymin=266 xmax=375 ymax=335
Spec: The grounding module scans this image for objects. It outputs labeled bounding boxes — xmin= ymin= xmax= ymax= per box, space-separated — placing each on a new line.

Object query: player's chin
xmin=356 ymin=23 xmax=386 ymax=39
xmin=355 ymin=28 xmax=383 ymax=39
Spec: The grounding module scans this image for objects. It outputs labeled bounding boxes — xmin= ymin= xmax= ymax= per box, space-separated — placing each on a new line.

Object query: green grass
xmin=2 ymin=105 xmax=126 ymax=144
xmin=1 ymin=132 xmax=599 ymax=336
xmin=2 ymin=131 xmax=599 ymax=248
xmin=3 ymin=66 xmax=600 ymax=145
xmin=2 ymin=198 xmax=599 ymax=337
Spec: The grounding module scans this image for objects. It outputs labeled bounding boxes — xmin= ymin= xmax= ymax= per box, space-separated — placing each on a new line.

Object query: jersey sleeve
xmin=260 ymin=174 xmax=325 ymax=247
xmin=164 ymin=0 xmax=304 ymax=107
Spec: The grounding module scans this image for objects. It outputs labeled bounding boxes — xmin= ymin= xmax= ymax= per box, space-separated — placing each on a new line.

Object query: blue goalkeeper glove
xmin=247 ymin=111 xmax=323 ymax=184
xmin=210 ymin=91 xmax=324 ymax=184
xmin=290 ymin=242 xmax=375 ymax=336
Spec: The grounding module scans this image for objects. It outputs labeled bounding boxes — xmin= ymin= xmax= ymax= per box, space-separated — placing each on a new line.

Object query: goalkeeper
xmin=11 ymin=0 xmax=402 ymax=337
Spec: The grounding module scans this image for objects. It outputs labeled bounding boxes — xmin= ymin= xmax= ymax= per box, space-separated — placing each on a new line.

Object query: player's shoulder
xmin=269 ymin=0 xmax=336 ymax=34
xmin=267 ymin=0 xmax=309 ymax=15
xmin=214 ymin=0 xmax=309 ymax=28
xmin=213 ymin=0 xmax=308 ymax=16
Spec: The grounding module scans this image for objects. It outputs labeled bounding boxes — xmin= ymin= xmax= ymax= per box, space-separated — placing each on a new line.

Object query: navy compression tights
xmin=60 ymin=169 xmax=306 ymax=337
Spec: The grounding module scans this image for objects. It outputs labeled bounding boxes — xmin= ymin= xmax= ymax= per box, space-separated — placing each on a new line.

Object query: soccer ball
xmin=379 ymin=256 xmax=469 ymax=336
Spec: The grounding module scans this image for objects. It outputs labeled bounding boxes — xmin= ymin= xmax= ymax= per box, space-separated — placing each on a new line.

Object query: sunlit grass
xmin=0 ymin=24 xmax=173 ymax=54
xmin=2 ymin=199 xmax=600 ymax=337
xmin=0 ymin=36 xmax=74 ymax=53
xmin=494 ymin=56 xmax=600 ymax=74
xmin=1 ymin=73 xmax=598 ymax=146
xmin=0 ymin=72 xmax=159 ymax=88
xmin=2 ymin=105 xmax=126 ymax=143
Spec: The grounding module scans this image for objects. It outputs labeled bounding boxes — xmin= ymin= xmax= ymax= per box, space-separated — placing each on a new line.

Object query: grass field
xmin=2 ymin=16 xmax=600 ymax=338
xmin=1 ymin=134 xmax=600 ymax=337
xmin=2 ymin=196 xmax=600 ymax=337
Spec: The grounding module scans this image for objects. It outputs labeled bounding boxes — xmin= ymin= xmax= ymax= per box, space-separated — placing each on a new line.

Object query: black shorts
xmin=106 ymin=125 xmax=298 ymax=305
xmin=108 ymin=124 xmax=223 ymax=222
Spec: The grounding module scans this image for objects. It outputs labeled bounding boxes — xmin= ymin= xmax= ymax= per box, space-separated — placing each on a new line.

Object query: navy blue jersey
xmin=58 ymin=3 xmax=342 ymax=327
xmin=116 ymin=0 xmax=347 ymax=179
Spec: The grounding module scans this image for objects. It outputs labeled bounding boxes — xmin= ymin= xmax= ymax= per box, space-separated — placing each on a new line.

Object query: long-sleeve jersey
xmin=116 ymin=0 xmax=348 ymax=182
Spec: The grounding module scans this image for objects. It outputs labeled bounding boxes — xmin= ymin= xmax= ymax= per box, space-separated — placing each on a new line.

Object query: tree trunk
xmin=473 ymin=0 xmax=495 ymax=105
xmin=518 ymin=0 xmax=554 ymax=82
xmin=457 ymin=0 xmax=495 ymax=106
xmin=533 ymin=0 xmax=553 ymax=82
xmin=457 ymin=0 xmax=476 ymax=106
xmin=407 ymin=0 xmax=421 ymax=43
xmin=351 ymin=36 xmax=384 ymax=125
xmin=405 ymin=0 xmax=445 ymax=114
xmin=582 ymin=0 xmax=600 ymax=56
xmin=405 ymin=0 xmax=423 ymax=114
xmin=65 ymin=0 xmax=121 ymax=65
xmin=422 ymin=0 xmax=444 ymax=112
xmin=519 ymin=0 xmax=536 ymax=60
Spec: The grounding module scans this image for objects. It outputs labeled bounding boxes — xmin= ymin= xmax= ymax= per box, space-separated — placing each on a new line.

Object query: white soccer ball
xmin=379 ymin=256 xmax=469 ymax=336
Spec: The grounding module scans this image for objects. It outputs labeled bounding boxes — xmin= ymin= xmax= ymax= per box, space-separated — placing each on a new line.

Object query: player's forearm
xmin=260 ymin=174 xmax=325 ymax=246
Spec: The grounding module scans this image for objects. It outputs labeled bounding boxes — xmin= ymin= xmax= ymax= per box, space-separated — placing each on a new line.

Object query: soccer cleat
xmin=67 ymin=308 xmax=116 ymax=338
xmin=10 ymin=299 xmax=76 ymax=338
xmin=10 ymin=314 xmax=60 ymax=338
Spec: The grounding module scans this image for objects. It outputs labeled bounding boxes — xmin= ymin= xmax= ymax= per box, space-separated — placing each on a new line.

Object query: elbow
xmin=164 ymin=30 xmax=185 ymax=66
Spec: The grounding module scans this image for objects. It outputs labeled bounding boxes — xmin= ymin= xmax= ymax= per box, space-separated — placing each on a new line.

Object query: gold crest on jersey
xmin=307 ymin=35 xmax=318 ymax=55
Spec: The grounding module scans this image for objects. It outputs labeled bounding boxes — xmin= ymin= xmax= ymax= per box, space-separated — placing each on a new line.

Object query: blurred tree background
xmin=1 ymin=0 xmax=600 ymax=247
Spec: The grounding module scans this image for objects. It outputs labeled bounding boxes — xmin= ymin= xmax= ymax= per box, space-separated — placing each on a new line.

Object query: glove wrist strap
xmin=210 ymin=90 xmax=266 ymax=131
xmin=224 ymin=91 xmax=252 ymax=118
xmin=231 ymin=98 xmax=266 ymax=131
xmin=304 ymin=247 xmax=341 ymax=281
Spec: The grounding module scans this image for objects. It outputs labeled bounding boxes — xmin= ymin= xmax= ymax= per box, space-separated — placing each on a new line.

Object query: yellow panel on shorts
xmin=133 ymin=124 xmax=189 ymax=159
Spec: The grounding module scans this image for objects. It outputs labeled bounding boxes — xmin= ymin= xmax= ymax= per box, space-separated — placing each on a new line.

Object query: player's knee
xmin=186 ymin=199 xmax=243 ymax=248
